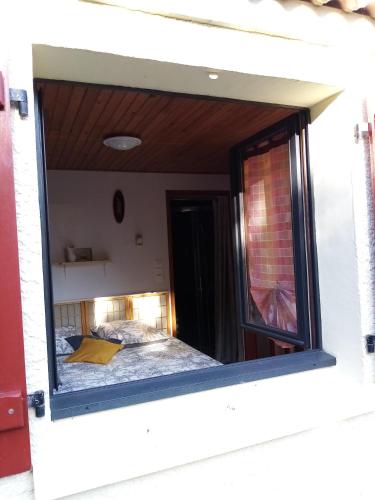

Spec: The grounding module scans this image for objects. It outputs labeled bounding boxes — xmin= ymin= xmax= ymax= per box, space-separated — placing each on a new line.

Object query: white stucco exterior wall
xmin=1 ymin=1 xmax=375 ymax=499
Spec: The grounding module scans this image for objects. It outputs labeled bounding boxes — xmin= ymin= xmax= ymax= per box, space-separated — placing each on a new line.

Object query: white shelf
xmin=54 ymin=259 xmax=110 ymax=267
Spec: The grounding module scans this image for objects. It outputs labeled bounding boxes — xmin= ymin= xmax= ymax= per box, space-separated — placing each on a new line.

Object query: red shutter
xmin=0 ymin=69 xmax=31 ymax=477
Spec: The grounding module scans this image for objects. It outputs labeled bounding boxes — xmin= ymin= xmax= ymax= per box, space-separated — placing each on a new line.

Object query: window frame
xmin=231 ymin=111 xmax=321 ymax=349
xmin=34 ymin=82 xmax=331 ymax=420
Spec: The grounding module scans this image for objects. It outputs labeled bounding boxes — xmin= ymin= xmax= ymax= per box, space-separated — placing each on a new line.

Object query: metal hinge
xmin=9 ymin=88 xmax=28 ymax=118
xmin=27 ymin=391 xmax=45 ymax=418
xmin=355 ymin=122 xmax=371 ymax=143
xmin=366 ymin=335 xmax=375 ymax=354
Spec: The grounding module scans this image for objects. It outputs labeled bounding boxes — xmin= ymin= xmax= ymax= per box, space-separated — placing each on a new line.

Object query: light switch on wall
xmin=135 ymin=233 xmax=143 ymax=246
xmin=154 ymin=259 xmax=164 ymax=285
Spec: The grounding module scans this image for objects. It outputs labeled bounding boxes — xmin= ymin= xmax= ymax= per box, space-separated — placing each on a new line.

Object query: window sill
xmin=51 ymin=349 xmax=335 ymax=420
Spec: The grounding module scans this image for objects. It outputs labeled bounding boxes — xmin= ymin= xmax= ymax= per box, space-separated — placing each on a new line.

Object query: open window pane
xmin=243 ymin=141 xmax=297 ymax=335
xmin=233 ymin=115 xmax=314 ymax=348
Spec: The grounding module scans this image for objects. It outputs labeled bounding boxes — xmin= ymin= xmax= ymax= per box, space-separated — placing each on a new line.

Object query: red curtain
xmin=243 ymin=142 xmax=297 ymax=334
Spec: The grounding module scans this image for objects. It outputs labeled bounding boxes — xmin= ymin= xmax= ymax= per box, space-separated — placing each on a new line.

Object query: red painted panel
xmin=0 ymin=68 xmax=31 ymax=477
xmin=0 ymin=392 xmax=25 ymax=432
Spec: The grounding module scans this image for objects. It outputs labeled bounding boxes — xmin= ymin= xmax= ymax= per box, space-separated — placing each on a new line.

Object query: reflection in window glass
xmin=243 ymin=142 xmax=297 ymax=334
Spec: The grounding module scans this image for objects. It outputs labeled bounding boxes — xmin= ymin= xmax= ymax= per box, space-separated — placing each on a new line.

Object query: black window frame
xmin=231 ymin=111 xmax=320 ymax=349
xmin=34 ymin=80 xmax=333 ymax=420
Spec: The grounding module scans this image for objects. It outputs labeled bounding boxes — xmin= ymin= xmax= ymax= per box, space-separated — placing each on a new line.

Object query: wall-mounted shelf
xmin=53 ymin=260 xmax=110 ymax=278
xmin=53 ymin=259 xmax=110 ymax=268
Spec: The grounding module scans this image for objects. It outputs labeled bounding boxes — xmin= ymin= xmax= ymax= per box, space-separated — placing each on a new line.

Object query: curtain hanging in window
xmin=243 ymin=142 xmax=297 ymax=334
xmin=213 ymin=196 xmax=244 ymax=363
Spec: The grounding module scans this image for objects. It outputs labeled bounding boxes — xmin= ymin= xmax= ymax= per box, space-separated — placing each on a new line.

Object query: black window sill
xmin=51 ymin=349 xmax=336 ymax=420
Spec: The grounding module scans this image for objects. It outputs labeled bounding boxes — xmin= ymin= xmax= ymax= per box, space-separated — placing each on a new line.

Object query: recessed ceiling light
xmin=103 ymin=136 xmax=142 ymax=151
xmin=208 ymin=73 xmax=219 ymax=80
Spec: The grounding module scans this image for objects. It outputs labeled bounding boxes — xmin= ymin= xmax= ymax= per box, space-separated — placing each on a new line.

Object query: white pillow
xmin=55 ymin=326 xmax=76 ymax=337
xmin=94 ymin=320 xmax=167 ymax=344
xmin=55 ymin=326 xmax=76 ymax=355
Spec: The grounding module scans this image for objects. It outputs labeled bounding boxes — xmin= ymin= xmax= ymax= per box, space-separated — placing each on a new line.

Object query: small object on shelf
xmin=65 ymin=246 xmax=76 ymax=262
xmin=74 ymin=248 xmax=93 ymax=262
xmin=65 ymin=246 xmax=93 ymax=262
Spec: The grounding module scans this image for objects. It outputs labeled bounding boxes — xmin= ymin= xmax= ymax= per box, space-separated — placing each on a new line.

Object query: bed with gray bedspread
xmin=54 ymin=321 xmax=221 ymax=393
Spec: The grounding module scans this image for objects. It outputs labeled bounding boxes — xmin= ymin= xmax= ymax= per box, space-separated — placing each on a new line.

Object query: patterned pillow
xmin=94 ymin=320 xmax=167 ymax=344
xmin=55 ymin=326 xmax=76 ymax=355
xmin=55 ymin=326 xmax=77 ymax=337
xmin=55 ymin=336 xmax=74 ymax=356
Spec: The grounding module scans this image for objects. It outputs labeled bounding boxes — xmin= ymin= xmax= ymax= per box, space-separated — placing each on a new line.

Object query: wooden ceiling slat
xmin=134 ymin=100 xmax=229 ymax=173
xmin=144 ymin=105 xmax=292 ymax=174
xmin=115 ymin=99 xmax=208 ymax=173
xmin=42 ymin=84 xmax=60 ymax=131
xmin=70 ymin=89 xmax=116 ymax=169
xmin=63 ymin=89 xmax=114 ymax=170
xmin=72 ymin=90 xmax=133 ymax=169
xmin=104 ymin=92 xmax=153 ymax=171
xmin=173 ymin=102 xmax=249 ymax=159
xmin=41 ymin=81 xmax=298 ymax=174
xmin=113 ymin=102 xmax=291 ymax=173
xmin=52 ymin=86 xmax=88 ymax=170
xmin=156 ymin=97 xmax=207 ymax=138
xmin=49 ymin=85 xmax=73 ymax=131
xmin=56 ymin=88 xmax=103 ymax=169
xmin=80 ymin=91 xmax=144 ymax=170
xmin=47 ymin=85 xmax=74 ymax=162
xmin=138 ymin=99 xmax=214 ymax=174
xmin=106 ymin=94 xmax=174 ymax=171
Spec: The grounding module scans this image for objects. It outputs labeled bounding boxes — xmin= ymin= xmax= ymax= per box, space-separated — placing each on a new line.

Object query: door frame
xmin=165 ymin=190 xmax=230 ymax=337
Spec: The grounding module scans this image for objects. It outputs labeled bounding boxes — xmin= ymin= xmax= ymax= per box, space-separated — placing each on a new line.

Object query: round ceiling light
xmin=103 ymin=136 xmax=142 ymax=151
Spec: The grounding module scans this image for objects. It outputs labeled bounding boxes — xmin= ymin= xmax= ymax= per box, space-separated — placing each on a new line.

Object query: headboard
xmin=85 ymin=296 xmax=131 ymax=332
xmin=54 ymin=301 xmax=84 ymax=335
xmin=54 ymin=291 xmax=171 ymax=336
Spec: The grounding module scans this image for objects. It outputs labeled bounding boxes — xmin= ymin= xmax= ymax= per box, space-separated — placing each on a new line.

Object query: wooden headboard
xmin=54 ymin=291 xmax=171 ymax=336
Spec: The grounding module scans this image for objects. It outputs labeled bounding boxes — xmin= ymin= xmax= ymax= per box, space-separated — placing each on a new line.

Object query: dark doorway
xmin=169 ymin=198 xmax=215 ymax=358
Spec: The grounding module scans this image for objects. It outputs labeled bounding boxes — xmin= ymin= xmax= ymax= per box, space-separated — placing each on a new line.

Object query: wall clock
xmin=113 ymin=190 xmax=125 ymax=223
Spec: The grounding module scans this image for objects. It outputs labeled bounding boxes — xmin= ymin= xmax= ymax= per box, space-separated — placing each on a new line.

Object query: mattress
xmin=55 ymin=337 xmax=222 ymax=393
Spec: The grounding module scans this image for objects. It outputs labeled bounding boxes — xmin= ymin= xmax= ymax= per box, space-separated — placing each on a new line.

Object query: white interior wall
xmin=48 ymin=171 xmax=229 ymax=302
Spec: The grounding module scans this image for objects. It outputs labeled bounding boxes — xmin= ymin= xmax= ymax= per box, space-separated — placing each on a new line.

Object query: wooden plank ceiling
xmin=37 ymin=81 xmax=297 ymax=175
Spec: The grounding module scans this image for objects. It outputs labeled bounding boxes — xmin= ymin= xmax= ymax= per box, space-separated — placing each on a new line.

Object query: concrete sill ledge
xmin=51 ymin=349 xmax=336 ymax=420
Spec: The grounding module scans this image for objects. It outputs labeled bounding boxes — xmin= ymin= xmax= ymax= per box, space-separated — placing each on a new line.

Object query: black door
xmin=170 ymin=199 xmax=215 ymax=358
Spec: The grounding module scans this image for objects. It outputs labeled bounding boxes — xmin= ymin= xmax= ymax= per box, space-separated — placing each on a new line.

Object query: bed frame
xmin=54 ymin=291 xmax=171 ymax=336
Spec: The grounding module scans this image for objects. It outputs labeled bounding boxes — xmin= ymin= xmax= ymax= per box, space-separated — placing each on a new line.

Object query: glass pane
xmin=242 ymin=141 xmax=297 ymax=334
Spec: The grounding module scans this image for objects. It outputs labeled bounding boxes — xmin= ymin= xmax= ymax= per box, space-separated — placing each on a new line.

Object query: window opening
xmin=34 ymin=79 xmax=321 ymax=411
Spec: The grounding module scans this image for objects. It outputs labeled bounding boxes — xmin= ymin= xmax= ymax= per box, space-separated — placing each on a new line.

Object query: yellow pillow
xmin=64 ymin=337 xmax=123 ymax=365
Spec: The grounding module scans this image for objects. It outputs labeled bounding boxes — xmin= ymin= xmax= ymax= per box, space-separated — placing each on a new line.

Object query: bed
xmin=53 ymin=292 xmax=221 ymax=393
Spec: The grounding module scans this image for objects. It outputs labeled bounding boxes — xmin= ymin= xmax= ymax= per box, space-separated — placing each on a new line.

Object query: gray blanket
xmin=55 ymin=337 xmax=221 ymax=393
